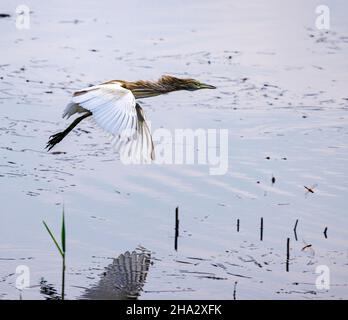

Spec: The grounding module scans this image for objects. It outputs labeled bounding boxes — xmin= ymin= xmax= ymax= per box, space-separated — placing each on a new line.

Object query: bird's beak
xmin=199 ymin=82 xmax=216 ymax=89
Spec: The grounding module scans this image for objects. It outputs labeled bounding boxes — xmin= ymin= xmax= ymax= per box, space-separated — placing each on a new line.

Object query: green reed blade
xmin=43 ymin=220 xmax=64 ymax=258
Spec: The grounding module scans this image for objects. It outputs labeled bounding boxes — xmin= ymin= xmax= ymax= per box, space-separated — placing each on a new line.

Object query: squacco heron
xmin=46 ymin=75 xmax=216 ymax=161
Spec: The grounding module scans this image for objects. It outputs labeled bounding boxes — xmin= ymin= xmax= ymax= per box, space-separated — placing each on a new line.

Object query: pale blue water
xmin=0 ymin=0 xmax=347 ymax=299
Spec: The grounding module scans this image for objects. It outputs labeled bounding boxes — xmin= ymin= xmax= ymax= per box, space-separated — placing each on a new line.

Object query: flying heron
xmin=46 ymin=75 xmax=216 ymax=161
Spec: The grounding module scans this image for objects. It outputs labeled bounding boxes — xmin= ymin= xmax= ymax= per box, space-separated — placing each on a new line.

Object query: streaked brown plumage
xmin=115 ymin=75 xmax=215 ymax=99
xmin=46 ymin=75 xmax=216 ymax=161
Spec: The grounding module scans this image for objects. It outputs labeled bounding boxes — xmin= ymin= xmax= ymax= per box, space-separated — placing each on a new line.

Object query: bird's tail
xmin=62 ymin=102 xmax=78 ymax=119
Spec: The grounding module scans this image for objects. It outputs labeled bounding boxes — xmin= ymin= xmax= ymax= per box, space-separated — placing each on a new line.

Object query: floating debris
xmin=304 ymin=184 xmax=317 ymax=195
xmin=301 ymin=244 xmax=312 ymax=251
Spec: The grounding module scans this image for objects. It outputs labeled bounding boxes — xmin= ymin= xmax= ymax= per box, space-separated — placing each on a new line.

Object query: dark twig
xmin=174 ymin=207 xmax=179 ymax=251
xmin=286 ymin=238 xmax=290 ymax=272
xmin=260 ymin=217 xmax=264 ymax=241
xmin=233 ymin=281 xmax=238 ymax=300
xmin=293 ymin=219 xmax=299 ymax=241
xmin=324 ymin=227 xmax=328 ymax=239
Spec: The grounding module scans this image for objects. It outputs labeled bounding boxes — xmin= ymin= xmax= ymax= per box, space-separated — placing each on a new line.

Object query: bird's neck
xmin=121 ymin=80 xmax=183 ymax=99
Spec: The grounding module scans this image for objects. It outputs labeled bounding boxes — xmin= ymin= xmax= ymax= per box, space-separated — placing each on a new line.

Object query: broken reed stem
xmin=174 ymin=207 xmax=179 ymax=251
xmin=293 ymin=219 xmax=298 ymax=232
xmin=286 ymin=237 xmax=290 ymax=272
xmin=260 ymin=217 xmax=264 ymax=241
xmin=293 ymin=219 xmax=299 ymax=241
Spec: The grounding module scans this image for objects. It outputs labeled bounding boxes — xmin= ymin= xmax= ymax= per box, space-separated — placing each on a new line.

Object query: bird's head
xmin=159 ymin=75 xmax=216 ymax=92
xmin=179 ymin=78 xmax=217 ymax=91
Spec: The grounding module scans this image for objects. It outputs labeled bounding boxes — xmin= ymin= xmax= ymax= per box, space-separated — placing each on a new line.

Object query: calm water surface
xmin=1 ymin=0 xmax=347 ymax=299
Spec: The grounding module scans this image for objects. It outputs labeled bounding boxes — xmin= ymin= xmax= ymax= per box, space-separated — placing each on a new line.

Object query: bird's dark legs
xmin=46 ymin=111 xmax=92 ymax=151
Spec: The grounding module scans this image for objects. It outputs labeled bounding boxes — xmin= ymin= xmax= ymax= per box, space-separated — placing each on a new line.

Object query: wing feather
xmin=71 ymin=83 xmax=154 ymax=162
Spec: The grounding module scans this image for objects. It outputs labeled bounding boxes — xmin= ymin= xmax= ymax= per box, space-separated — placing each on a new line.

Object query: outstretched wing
xmin=71 ymin=83 xmax=155 ymax=162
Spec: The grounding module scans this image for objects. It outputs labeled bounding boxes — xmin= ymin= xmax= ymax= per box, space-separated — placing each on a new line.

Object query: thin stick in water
xmin=260 ymin=217 xmax=264 ymax=241
xmin=233 ymin=281 xmax=238 ymax=300
xmin=174 ymin=207 xmax=179 ymax=251
xmin=286 ymin=237 xmax=290 ymax=272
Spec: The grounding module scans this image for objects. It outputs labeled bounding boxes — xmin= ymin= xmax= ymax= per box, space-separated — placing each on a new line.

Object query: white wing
xmin=71 ymin=83 xmax=154 ymax=162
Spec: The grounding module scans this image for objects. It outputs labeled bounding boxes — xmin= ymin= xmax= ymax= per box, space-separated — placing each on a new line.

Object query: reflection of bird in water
xmin=40 ymin=249 xmax=151 ymax=300
xmin=81 ymin=249 xmax=151 ymax=300
xmin=46 ymin=75 xmax=215 ymax=161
